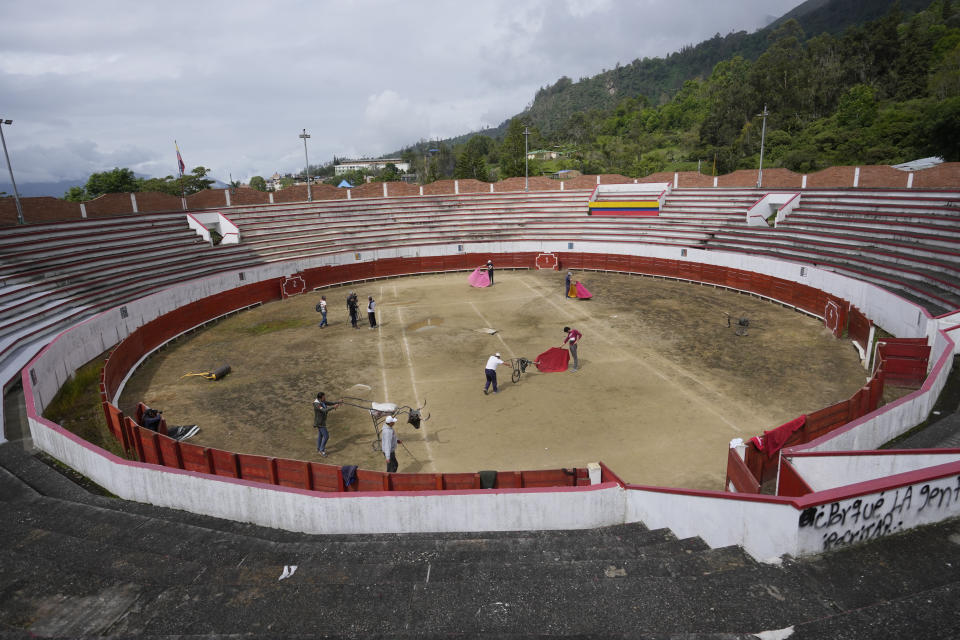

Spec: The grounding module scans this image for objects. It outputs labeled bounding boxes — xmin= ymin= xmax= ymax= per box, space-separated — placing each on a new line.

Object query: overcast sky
xmin=1 ymin=0 xmax=802 ymax=186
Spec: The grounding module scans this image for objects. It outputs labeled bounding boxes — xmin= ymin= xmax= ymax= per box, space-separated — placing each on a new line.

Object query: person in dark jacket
xmin=313 ymin=392 xmax=341 ymax=456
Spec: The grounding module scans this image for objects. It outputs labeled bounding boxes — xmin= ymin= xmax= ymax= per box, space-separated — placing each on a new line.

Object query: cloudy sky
xmin=1 ymin=0 xmax=801 ymax=188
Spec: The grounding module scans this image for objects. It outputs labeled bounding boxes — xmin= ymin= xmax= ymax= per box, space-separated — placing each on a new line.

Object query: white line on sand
xmin=469 ymin=301 xmax=513 ymax=356
xmin=516 ymin=275 xmax=742 ymax=432
xmin=397 ymin=305 xmax=436 ymax=466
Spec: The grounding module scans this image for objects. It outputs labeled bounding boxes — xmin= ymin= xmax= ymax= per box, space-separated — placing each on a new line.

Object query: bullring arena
xmin=3 ymin=167 xmax=960 ymax=564
xmin=119 ymin=271 xmax=868 ymax=489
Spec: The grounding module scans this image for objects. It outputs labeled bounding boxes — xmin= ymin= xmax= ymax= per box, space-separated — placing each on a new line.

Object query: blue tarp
xmin=337 ymin=179 xmax=354 ymax=188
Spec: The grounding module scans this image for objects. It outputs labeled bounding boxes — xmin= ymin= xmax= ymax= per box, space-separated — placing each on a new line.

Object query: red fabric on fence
xmin=468 ymin=268 xmax=490 ymax=288
xmin=536 ymin=347 xmax=569 ymax=372
xmin=749 ymin=415 xmax=807 ymax=458
xmin=575 ymin=282 xmax=592 ymax=299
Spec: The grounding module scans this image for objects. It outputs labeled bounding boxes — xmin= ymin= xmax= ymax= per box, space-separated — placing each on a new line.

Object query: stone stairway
xmin=1 ymin=443 xmax=958 ymax=638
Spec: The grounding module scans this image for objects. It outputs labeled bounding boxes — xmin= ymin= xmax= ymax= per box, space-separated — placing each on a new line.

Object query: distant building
xmin=334 ymin=158 xmax=410 ymax=175
xmin=527 ymin=149 xmax=562 ymax=160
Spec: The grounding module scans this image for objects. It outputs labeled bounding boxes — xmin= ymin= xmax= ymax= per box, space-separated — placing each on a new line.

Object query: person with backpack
xmin=316 ymin=295 xmax=328 ymax=328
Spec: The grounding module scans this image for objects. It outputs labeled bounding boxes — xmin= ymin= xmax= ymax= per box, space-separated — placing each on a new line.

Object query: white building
xmin=335 ymin=158 xmax=410 ymax=175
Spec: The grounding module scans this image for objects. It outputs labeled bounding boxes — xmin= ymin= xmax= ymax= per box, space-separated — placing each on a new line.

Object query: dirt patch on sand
xmin=120 ymin=270 xmax=868 ymax=490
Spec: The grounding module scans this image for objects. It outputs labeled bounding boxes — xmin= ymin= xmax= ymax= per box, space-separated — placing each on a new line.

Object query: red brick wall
xmin=85 ymin=193 xmax=136 ymax=218
xmin=350 ymin=182 xmax=385 ymax=199
xmin=494 ymin=176 xmax=560 ymax=192
xmin=858 ymin=165 xmax=909 ymax=189
xmin=638 ymin=172 xmax=673 ymax=184
xmin=136 ymin=192 xmax=184 ymax=213
xmin=385 ymin=182 xmax=421 ymax=197
xmin=564 ymin=175 xmax=599 ymax=190
xmin=187 ymin=189 xmax=227 ymax=210
xmin=806 ymin=166 xmax=856 ymax=188
xmin=231 ymin=187 xmax=271 ymax=205
xmin=911 ymin=163 xmax=960 ymax=189
xmin=423 ymin=180 xmax=456 ymax=196
xmin=456 ymin=179 xmax=492 ymax=194
xmin=273 ymin=185 xmax=311 ymax=203
xmin=717 ymin=169 xmax=761 ymax=188
xmin=677 ymin=172 xmax=714 ymax=188
xmin=0 ymin=196 xmax=81 ymax=226
xmin=3 ymin=163 xmax=958 ymax=227
xmin=594 ymin=174 xmax=633 ymax=185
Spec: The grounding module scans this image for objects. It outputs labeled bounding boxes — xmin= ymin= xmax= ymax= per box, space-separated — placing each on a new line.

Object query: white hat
xmin=495 ymin=352 xmax=501 ymax=358
xmin=385 ymin=416 xmax=397 ymax=424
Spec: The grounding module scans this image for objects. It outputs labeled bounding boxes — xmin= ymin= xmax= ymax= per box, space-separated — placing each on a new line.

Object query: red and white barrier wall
xmin=22 ymin=237 xmax=960 ymax=561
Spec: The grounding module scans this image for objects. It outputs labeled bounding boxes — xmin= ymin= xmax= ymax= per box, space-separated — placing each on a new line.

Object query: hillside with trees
xmin=398 ymin=0 xmax=958 ymax=182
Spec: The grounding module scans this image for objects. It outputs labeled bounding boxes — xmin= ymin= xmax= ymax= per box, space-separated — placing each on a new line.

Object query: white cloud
xmin=0 ymin=0 xmax=803 ymax=186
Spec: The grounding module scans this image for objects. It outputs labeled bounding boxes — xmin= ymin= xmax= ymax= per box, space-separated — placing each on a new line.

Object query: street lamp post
xmin=299 ymin=129 xmax=312 ymax=202
xmin=523 ymin=126 xmax=530 ymax=192
xmin=0 ymin=118 xmax=24 ymax=224
xmin=756 ymin=105 xmax=769 ymax=189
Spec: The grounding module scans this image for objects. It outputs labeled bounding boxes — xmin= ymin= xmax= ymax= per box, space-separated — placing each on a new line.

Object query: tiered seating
xmin=0 ymin=214 xmax=264 ymax=383
xmin=702 ymin=190 xmax=960 ymax=315
xmin=1 ymin=443 xmax=958 ymax=637
xmin=2 ymin=186 xmax=956 ymax=395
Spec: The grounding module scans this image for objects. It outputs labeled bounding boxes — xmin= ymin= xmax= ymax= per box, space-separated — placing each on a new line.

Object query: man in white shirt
xmin=382 ymin=415 xmax=398 ymax=472
xmin=367 ymin=296 xmax=378 ymax=329
xmin=483 ymin=352 xmax=508 ymax=395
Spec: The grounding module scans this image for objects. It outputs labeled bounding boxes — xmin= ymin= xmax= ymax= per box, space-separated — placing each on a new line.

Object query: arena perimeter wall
xmin=22 ymin=239 xmax=960 ymax=562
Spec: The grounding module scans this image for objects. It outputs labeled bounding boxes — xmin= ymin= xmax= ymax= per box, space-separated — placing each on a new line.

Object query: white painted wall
xmin=28 ymin=412 xmax=626 ymax=534
xmin=796 ymin=472 xmax=960 ymax=555
xmin=789 ymin=453 xmax=960 ymax=491
xmin=625 ymin=488 xmax=799 ymax=563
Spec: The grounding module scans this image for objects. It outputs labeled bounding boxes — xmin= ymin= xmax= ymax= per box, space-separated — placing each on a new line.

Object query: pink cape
xmin=575 ymin=282 xmax=592 ymax=299
xmin=468 ymin=267 xmax=490 ymax=288
xmin=535 ymin=347 xmax=570 ymax=372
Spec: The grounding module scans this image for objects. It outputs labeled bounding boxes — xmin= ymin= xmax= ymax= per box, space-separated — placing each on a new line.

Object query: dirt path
xmin=120 ymin=270 xmax=868 ymax=489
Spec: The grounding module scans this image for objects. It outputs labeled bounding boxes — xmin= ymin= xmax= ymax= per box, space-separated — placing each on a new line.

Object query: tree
xmin=181 ymin=166 xmax=214 ymax=195
xmin=499 ymin=118 xmax=528 ymax=178
xmin=376 ymin=163 xmax=401 ymax=182
xmin=249 ymin=176 xmax=267 ymax=191
xmin=454 ymin=136 xmax=491 ymax=181
xmin=63 ymin=186 xmax=88 ymax=202
xmin=84 ymin=167 xmax=139 ymax=198
xmin=837 ymin=84 xmax=878 ymax=128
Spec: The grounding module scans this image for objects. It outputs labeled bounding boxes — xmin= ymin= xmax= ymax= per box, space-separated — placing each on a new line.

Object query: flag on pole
xmin=175 ymin=141 xmax=185 ymax=176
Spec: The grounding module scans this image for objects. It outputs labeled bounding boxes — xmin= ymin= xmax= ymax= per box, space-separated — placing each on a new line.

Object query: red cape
xmin=535 ymin=347 xmax=570 ymax=372
xmin=750 ymin=415 xmax=807 ymax=458
xmin=575 ymin=282 xmax=592 ymax=299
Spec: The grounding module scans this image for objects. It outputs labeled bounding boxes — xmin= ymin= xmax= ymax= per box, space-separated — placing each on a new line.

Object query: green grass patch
xmin=43 ymin=354 xmax=128 ymax=459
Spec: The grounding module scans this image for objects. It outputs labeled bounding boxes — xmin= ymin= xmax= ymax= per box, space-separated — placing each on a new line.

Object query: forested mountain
xmin=394 ymin=0 xmax=959 ymax=182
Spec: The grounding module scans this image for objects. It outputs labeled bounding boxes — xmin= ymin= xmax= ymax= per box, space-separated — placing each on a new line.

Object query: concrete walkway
xmin=1 ymin=442 xmax=958 ymax=639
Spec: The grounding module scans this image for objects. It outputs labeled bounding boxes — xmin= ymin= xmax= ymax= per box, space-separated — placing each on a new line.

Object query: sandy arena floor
xmin=120 ymin=270 xmax=869 ymax=490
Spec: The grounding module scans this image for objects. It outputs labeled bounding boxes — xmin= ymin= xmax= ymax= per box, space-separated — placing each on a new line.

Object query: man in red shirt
xmin=562 ymin=326 xmax=582 ymax=372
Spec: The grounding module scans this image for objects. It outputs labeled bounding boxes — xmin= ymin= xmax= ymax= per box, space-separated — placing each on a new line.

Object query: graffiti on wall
xmin=798 ymin=475 xmax=960 ymax=552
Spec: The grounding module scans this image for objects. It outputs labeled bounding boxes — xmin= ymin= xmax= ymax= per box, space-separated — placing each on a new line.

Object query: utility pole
xmin=756 ymin=105 xmax=769 ymax=189
xmin=0 ymin=118 xmax=24 ymax=224
xmin=523 ymin=126 xmax=530 ymax=192
xmin=299 ymin=129 xmax=312 ymax=202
